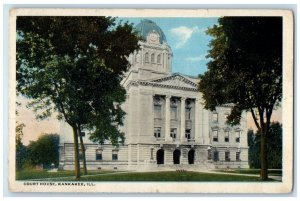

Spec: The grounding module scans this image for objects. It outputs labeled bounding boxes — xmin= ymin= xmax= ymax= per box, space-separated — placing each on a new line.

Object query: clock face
xmin=147 ymin=31 xmax=159 ymax=44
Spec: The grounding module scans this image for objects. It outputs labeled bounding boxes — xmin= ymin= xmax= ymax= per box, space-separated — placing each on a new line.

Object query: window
xmin=145 ymin=52 xmax=149 ymax=63
xmin=224 ymin=131 xmax=229 ymax=142
xmin=212 ymin=113 xmax=218 ymax=122
xmin=213 ymin=151 xmax=219 ymax=161
xmin=157 ymin=54 xmax=161 ymax=64
xmin=112 ymin=150 xmax=118 ymax=160
xmin=154 ymin=105 xmax=162 ymax=119
xmin=185 ymin=129 xmax=191 ymax=139
xmin=208 ymin=149 xmax=212 ymax=160
xmin=185 ymin=107 xmax=191 ymax=120
xmin=151 ymin=53 xmax=155 ymax=63
xmin=154 ymin=127 xmax=161 ymax=138
xmin=170 ymin=128 xmax=177 ymax=139
xmin=135 ymin=54 xmax=140 ymax=63
xmin=96 ymin=149 xmax=102 ymax=160
xmin=236 ymin=131 xmax=241 ymax=142
xmin=236 ymin=152 xmax=241 ymax=161
xmin=225 ymin=151 xmax=230 ymax=161
xmin=212 ymin=130 xmax=218 ymax=142
xmin=150 ymin=148 xmax=154 ymax=160
xmin=171 ymin=106 xmax=177 ymax=120
xmin=170 ymin=99 xmax=177 ymax=120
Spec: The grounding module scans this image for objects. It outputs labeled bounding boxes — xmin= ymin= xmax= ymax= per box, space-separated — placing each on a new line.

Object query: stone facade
xmin=58 ymin=19 xmax=249 ymax=171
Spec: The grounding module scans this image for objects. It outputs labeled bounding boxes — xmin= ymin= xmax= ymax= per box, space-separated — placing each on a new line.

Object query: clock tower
xmin=126 ymin=19 xmax=173 ymax=80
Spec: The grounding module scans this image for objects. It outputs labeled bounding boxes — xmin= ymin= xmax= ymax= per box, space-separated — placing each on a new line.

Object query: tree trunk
xmin=72 ymin=126 xmax=81 ymax=179
xmin=78 ymin=126 xmax=88 ymax=175
xmin=260 ymin=129 xmax=268 ymax=180
xmin=258 ymin=108 xmax=269 ymax=181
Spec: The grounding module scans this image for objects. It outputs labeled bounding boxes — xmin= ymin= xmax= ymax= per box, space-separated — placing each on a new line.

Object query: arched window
xmin=145 ymin=52 xmax=149 ymax=63
xmin=173 ymin=149 xmax=181 ymax=164
xmin=188 ymin=149 xmax=195 ymax=164
xmin=156 ymin=149 xmax=164 ymax=164
xmin=157 ymin=54 xmax=161 ymax=64
xmin=151 ymin=53 xmax=155 ymax=63
xmin=135 ymin=53 xmax=140 ymax=63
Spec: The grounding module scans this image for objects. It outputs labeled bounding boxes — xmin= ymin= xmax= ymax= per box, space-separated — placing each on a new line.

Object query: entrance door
xmin=173 ymin=149 xmax=181 ymax=164
xmin=156 ymin=149 xmax=164 ymax=164
xmin=188 ymin=149 xmax=195 ymax=164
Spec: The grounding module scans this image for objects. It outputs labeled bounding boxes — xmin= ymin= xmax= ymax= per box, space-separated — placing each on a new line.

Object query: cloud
xmin=186 ymin=54 xmax=207 ymax=62
xmin=170 ymin=26 xmax=201 ymax=49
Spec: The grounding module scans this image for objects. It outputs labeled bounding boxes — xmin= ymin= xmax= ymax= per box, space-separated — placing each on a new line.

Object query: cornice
xmin=126 ymin=80 xmax=198 ymax=92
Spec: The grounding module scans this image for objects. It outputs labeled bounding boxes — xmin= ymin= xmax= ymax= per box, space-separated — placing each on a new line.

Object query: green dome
xmin=135 ymin=19 xmax=167 ymax=44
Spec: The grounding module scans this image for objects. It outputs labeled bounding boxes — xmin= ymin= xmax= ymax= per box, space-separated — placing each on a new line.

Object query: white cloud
xmin=170 ymin=26 xmax=200 ymax=49
xmin=186 ymin=54 xmax=207 ymax=62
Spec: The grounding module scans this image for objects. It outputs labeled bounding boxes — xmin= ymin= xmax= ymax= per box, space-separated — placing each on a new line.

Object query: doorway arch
xmin=188 ymin=149 xmax=195 ymax=164
xmin=173 ymin=149 xmax=181 ymax=164
xmin=156 ymin=149 xmax=164 ymax=164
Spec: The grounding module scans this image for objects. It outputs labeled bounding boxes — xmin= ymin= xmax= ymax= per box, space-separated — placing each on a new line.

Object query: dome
xmin=135 ymin=19 xmax=167 ymax=44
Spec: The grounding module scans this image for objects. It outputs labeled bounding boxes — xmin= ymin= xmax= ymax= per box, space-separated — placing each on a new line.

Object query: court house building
xmin=58 ymin=19 xmax=249 ymax=171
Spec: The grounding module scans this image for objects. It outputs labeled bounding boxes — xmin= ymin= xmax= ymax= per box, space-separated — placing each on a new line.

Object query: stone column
xmin=165 ymin=95 xmax=172 ymax=142
xmin=180 ymin=97 xmax=186 ymax=142
xmin=163 ymin=52 xmax=167 ymax=70
xmin=195 ymin=98 xmax=202 ymax=143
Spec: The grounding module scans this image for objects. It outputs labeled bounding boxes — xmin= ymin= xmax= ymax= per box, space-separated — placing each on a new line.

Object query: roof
xmin=135 ymin=19 xmax=167 ymax=44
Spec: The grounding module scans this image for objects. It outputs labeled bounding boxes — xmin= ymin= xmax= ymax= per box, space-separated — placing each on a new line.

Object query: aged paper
xmin=8 ymin=8 xmax=293 ymax=193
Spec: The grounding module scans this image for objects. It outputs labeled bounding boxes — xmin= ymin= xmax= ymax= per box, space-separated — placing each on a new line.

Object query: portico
xmin=153 ymin=93 xmax=198 ymax=143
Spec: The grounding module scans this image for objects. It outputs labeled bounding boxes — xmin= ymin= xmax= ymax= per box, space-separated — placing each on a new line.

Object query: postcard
xmin=8 ymin=8 xmax=293 ymax=193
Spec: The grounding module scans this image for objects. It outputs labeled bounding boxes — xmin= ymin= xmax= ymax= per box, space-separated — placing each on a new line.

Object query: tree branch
xmin=250 ymin=108 xmax=261 ymax=131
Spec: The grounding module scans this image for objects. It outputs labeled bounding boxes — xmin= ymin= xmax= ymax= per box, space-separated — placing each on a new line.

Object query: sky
xmin=121 ymin=17 xmax=219 ymax=76
xmin=16 ymin=17 xmax=281 ymax=145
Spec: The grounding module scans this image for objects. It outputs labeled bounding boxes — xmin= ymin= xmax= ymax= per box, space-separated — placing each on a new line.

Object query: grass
xmin=16 ymin=169 xmax=275 ymax=182
xmin=16 ymin=169 xmax=114 ymax=180
xmin=215 ymin=169 xmax=282 ymax=176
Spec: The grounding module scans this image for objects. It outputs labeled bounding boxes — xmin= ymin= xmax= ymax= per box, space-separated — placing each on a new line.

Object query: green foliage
xmin=27 ymin=134 xmax=60 ymax=168
xmin=267 ymin=122 xmax=282 ymax=169
xmin=247 ymin=129 xmax=260 ymax=168
xmin=200 ymin=17 xmax=282 ymax=125
xmin=16 ymin=17 xmax=140 ymax=147
xmin=16 ymin=122 xmax=27 ymax=170
xmin=248 ymin=122 xmax=282 ymax=169
xmin=200 ymin=17 xmax=282 ymax=180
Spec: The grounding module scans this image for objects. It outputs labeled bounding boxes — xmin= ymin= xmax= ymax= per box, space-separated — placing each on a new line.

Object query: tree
xmin=16 ymin=122 xmax=27 ymax=170
xmin=267 ymin=122 xmax=282 ymax=169
xmin=16 ymin=17 xmax=140 ymax=179
xmin=248 ymin=122 xmax=282 ymax=169
xmin=199 ymin=17 xmax=282 ymax=180
xmin=27 ymin=134 xmax=60 ymax=168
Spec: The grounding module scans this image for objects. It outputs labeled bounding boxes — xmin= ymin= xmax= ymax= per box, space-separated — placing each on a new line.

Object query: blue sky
xmin=120 ymin=17 xmax=219 ymax=76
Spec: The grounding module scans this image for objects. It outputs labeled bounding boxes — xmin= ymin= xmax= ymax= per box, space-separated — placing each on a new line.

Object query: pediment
xmin=150 ymin=74 xmax=198 ymax=89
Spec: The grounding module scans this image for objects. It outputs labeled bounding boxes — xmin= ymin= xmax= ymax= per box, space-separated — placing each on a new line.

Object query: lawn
xmin=16 ymin=169 xmax=114 ymax=180
xmin=215 ymin=169 xmax=282 ymax=176
xmin=16 ymin=169 xmax=275 ymax=182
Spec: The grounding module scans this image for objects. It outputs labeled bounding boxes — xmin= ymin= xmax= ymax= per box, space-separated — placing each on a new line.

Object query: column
xmin=164 ymin=52 xmax=167 ymax=70
xmin=165 ymin=95 xmax=172 ymax=142
xmin=195 ymin=98 xmax=202 ymax=143
xmin=180 ymin=97 xmax=186 ymax=142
